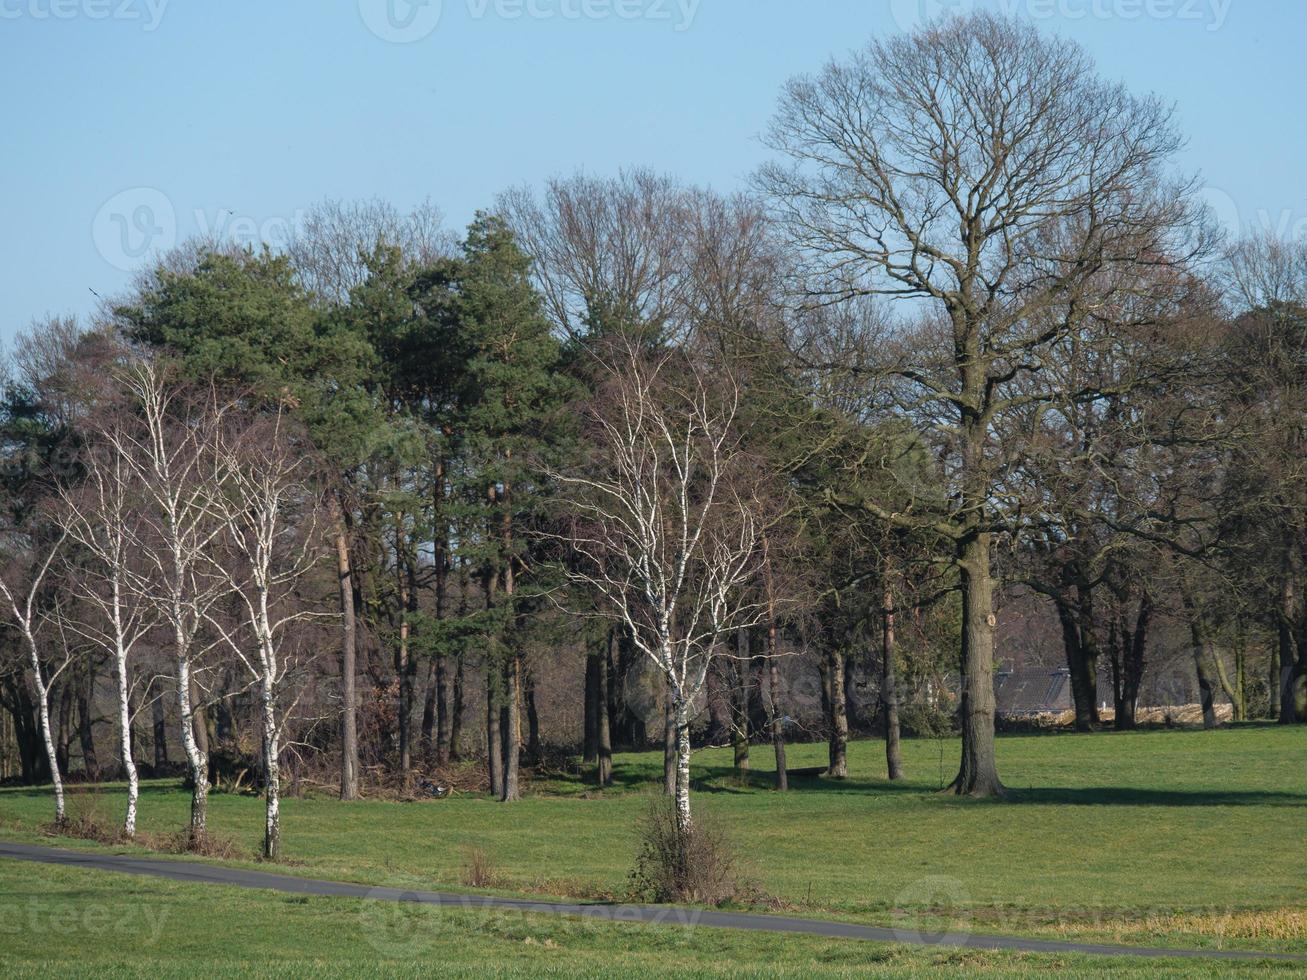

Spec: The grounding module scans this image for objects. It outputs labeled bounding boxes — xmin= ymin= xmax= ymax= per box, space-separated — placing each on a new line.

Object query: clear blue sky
xmin=2 ymin=0 xmax=1303 ymax=339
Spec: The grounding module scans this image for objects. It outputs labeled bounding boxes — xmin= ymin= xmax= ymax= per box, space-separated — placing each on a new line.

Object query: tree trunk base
xmin=944 ymin=774 xmax=1007 ymax=799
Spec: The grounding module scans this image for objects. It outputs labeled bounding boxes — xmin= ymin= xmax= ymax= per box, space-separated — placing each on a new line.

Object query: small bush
xmin=628 ymin=798 xmax=756 ymax=906
xmin=147 ymin=828 xmax=242 ymax=859
xmin=460 ymin=845 xmax=499 ymax=888
xmin=47 ymin=789 xmax=121 ymax=843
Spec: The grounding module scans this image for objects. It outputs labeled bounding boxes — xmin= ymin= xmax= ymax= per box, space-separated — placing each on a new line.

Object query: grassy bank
xmin=1 ymin=725 xmax=1304 ymax=968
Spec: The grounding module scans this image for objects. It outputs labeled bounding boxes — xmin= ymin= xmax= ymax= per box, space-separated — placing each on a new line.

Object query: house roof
xmin=996 ymin=668 xmax=1072 ymax=715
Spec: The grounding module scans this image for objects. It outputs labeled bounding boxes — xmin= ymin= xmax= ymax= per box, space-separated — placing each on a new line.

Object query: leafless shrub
xmin=460 ymin=845 xmax=500 ymax=888
xmin=46 ymin=789 xmax=119 ymax=844
xmin=147 ymin=827 xmax=242 ymax=859
xmin=627 ymin=798 xmax=760 ymax=907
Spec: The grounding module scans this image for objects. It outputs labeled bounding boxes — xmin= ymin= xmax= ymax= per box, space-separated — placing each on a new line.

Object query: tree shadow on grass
xmin=998 ymin=786 xmax=1307 ymax=807
xmin=602 ymin=765 xmax=1307 ymax=807
xmin=686 ymin=764 xmax=930 ymax=797
xmin=0 ymin=781 xmax=185 ymax=802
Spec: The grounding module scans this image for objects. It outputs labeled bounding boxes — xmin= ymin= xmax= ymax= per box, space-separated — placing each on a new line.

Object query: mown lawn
xmin=0 ymin=860 xmax=1299 ymax=978
xmin=1 ymin=724 xmax=1304 ymax=970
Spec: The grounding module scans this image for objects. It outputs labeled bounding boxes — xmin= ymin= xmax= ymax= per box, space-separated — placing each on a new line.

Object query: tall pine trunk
xmin=435 ymin=655 xmax=451 ymax=766
xmin=499 ymin=478 xmax=520 ymax=803
xmin=332 ymin=496 xmax=359 ymax=801
xmin=152 ymin=695 xmax=168 ymax=769
xmin=502 ymin=657 xmax=521 ymax=801
xmin=451 ymin=564 xmax=469 ymax=760
xmin=596 ymin=631 xmax=613 ymax=787
xmin=486 ymin=669 xmax=503 ymax=797
xmin=420 ymin=659 xmax=437 ymax=756
xmin=763 ymin=549 xmax=787 ymax=792
xmin=524 ymin=669 xmax=541 ymax=762
xmin=395 ymin=530 xmax=416 ymax=782
xmin=731 ymin=631 xmax=750 ymax=775
xmin=432 ymin=456 xmax=452 ymax=766
xmin=583 ymin=653 xmax=599 ymax=764
xmin=76 ymin=660 xmax=99 ymax=781
xmin=450 ymin=651 xmax=464 ymax=760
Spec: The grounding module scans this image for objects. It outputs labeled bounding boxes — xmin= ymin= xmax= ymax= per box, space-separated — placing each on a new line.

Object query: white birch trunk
xmin=257 ymin=585 xmax=281 ymax=860
xmin=175 ymin=637 xmax=208 ymax=842
xmin=673 ymin=713 xmax=692 ymax=840
xmin=261 ymin=673 xmax=280 ymax=860
xmin=0 ymin=536 xmax=70 ymax=826
xmin=26 ymin=638 xmax=65 ymax=825
xmin=110 ymin=579 xmax=138 ymax=837
xmin=114 ymin=641 xmax=138 ymax=837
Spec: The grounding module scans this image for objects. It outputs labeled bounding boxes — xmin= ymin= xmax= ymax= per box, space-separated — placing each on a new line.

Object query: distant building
xmin=995 ymin=663 xmax=1232 ymax=726
xmin=995 ymin=668 xmax=1073 ymax=717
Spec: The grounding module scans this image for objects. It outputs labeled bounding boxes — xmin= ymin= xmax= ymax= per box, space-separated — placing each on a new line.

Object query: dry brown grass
xmin=1052 ymin=907 xmax=1307 ymax=943
xmin=137 ymin=827 xmax=243 ymax=859
xmin=460 ymin=845 xmax=500 ymax=888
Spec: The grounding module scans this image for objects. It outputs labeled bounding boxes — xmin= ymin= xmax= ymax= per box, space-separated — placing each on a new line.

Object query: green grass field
xmin=1 ymin=725 xmax=1304 ymax=975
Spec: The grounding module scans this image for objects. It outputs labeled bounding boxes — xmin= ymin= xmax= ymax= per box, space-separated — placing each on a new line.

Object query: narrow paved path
xmin=1 ymin=840 xmax=1300 ymax=963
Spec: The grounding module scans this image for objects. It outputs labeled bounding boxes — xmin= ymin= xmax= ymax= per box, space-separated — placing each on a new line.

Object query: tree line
xmin=1 ymin=13 xmax=1303 ymax=857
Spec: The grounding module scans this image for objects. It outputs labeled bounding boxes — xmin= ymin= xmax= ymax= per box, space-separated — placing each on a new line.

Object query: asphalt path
xmin=1 ymin=840 xmax=1301 ymax=963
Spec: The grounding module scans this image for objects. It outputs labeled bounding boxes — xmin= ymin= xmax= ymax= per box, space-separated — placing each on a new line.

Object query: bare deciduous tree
xmin=286 ymin=197 xmax=452 ymax=305
xmin=551 ymin=344 xmax=768 ymax=839
xmin=499 ymin=169 xmax=690 ymax=339
xmin=58 ymin=436 xmax=158 ymax=837
xmin=108 ymin=359 xmax=233 ymax=844
xmin=760 ymin=11 xmax=1208 ymax=794
xmin=0 ymin=524 xmax=69 ymax=824
xmin=207 ymin=409 xmax=325 ymax=860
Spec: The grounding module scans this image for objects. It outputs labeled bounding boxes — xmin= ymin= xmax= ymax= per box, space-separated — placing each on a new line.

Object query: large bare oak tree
xmin=760 ymin=12 xmax=1207 ymax=794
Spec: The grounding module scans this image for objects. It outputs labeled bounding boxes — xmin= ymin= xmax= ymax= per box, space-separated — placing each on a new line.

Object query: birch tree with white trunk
xmin=205 ymin=409 xmax=324 ymax=860
xmin=108 ymin=359 xmax=233 ymax=845
xmin=57 ymin=436 xmax=158 ymax=838
xmin=0 ymin=525 xmax=69 ymax=824
xmin=551 ymin=343 xmax=768 ymax=842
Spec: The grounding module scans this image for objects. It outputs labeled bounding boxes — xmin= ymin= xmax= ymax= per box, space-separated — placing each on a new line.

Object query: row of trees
xmin=2 ymin=14 xmax=1303 ymax=857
